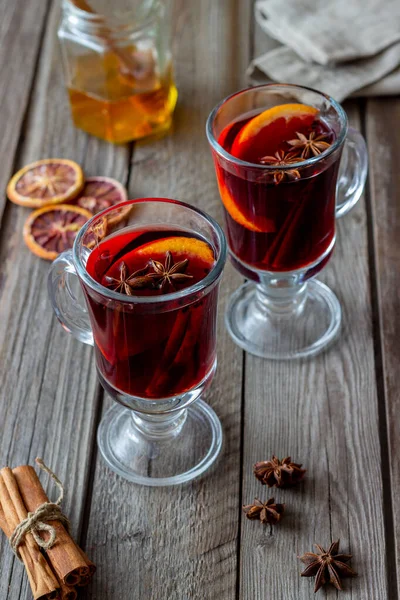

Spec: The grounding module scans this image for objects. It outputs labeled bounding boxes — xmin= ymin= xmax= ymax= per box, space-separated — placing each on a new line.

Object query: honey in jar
xmin=58 ymin=0 xmax=177 ymax=143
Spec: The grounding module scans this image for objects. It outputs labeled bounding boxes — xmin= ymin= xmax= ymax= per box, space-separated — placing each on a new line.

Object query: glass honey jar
xmin=58 ymin=0 xmax=177 ymax=143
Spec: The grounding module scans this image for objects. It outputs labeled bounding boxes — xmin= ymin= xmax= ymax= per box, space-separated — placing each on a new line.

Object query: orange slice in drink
xmin=134 ymin=236 xmax=215 ymax=266
xmin=23 ymin=204 xmax=92 ymax=260
xmin=217 ymin=177 xmax=275 ymax=233
xmin=231 ymin=103 xmax=318 ymax=161
xmin=103 ymin=235 xmax=215 ymax=294
xmin=7 ymin=159 xmax=84 ymax=208
xmin=74 ymin=176 xmax=130 ymax=226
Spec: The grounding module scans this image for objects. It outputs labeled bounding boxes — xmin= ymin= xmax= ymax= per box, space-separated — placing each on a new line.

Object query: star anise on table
xmin=254 ymin=455 xmax=306 ymax=488
xmin=150 ymin=251 xmax=193 ymax=291
xmin=288 ymin=131 xmax=331 ymax=159
xmin=259 ymin=150 xmax=303 ymax=184
xmin=242 ymin=498 xmax=285 ymax=525
xmin=299 ymin=540 xmax=357 ymax=593
xmin=104 ymin=262 xmax=154 ymax=295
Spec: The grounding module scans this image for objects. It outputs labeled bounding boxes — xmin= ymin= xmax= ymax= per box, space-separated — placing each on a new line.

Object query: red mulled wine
xmin=85 ymin=227 xmax=217 ymax=399
xmin=216 ymin=105 xmax=340 ymax=273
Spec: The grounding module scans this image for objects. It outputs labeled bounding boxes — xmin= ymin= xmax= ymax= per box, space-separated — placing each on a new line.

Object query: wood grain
xmin=0 ymin=0 xmax=50 ymax=226
xmin=0 ymin=1 xmax=129 ymax=598
xmin=0 ymin=0 xmax=398 ymax=598
xmin=366 ymin=97 xmax=400 ymax=598
xmin=239 ymin=95 xmax=389 ymax=598
xmin=82 ymin=0 xmax=250 ymax=598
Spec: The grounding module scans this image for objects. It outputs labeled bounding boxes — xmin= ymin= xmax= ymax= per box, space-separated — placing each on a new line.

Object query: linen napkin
xmin=248 ymin=0 xmax=400 ymax=101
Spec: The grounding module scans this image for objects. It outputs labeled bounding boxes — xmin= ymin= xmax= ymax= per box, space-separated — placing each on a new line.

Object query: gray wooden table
xmin=0 ymin=0 xmax=399 ymax=598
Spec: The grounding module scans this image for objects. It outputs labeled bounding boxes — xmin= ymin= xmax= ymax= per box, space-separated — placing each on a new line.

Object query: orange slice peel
xmin=7 ymin=158 xmax=84 ymax=208
xmin=23 ymin=204 xmax=93 ymax=260
xmin=218 ymin=178 xmax=275 ymax=233
xmin=231 ymin=103 xmax=318 ymax=160
xmin=134 ymin=236 xmax=215 ymax=266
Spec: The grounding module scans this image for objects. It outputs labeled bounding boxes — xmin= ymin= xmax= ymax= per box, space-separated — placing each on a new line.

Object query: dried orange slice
xmin=231 ymin=104 xmax=318 ymax=161
xmin=134 ymin=236 xmax=215 ymax=265
xmin=23 ymin=204 xmax=92 ymax=260
xmin=218 ymin=177 xmax=275 ymax=233
xmin=74 ymin=176 xmax=129 ymax=226
xmin=7 ymin=159 xmax=84 ymax=208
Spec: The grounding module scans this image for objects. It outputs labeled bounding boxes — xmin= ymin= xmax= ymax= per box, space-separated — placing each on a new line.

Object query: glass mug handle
xmin=48 ymin=250 xmax=94 ymax=346
xmin=336 ymin=126 xmax=368 ymax=218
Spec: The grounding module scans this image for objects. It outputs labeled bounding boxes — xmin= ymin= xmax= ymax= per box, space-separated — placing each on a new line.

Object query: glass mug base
xmin=225 ymin=279 xmax=341 ymax=359
xmin=97 ymin=399 xmax=223 ymax=486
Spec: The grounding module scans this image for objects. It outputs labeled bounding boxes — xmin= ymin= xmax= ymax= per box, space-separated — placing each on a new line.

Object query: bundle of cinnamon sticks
xmin=0 ymin=463 xmax=95 ymax=600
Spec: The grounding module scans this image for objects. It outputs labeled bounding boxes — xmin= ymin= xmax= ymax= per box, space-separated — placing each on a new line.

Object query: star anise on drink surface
xmin=254 ymin=455 xmax=306 ymax=488
xmin=104 ymin=262 xmax=153 ymax=295
xmin=150 ymin=251 xmax=193 ymax=291
xmin=242 ymin=498 xmax=285 ymax=525
xmin=299 ymin=540 xmax=357 ymax=593
xmin=259 ymin=150 xmax=303 ymax=184
xmin=288 ymin=131 xmax=331 ymax=159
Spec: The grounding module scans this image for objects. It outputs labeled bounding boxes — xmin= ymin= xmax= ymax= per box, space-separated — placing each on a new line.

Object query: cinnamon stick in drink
xmin=148 ymin=304 xmax=204 ymax=396
xmin=146 ymin=309 xmax=190 ymax=396
xmin=262 ymin=197 xmax=305 ymax=267
xmin=13 ymin=465 xmax=94 ymax=587
xmin=0 ymin=469 xmax=59 ymax=600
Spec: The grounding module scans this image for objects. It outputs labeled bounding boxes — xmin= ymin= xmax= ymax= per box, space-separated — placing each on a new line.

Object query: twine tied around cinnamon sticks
xmin=0 ymin=459 xmax=95 ymax=599
xmin=9 ymin=458 xmax=70 ymax=559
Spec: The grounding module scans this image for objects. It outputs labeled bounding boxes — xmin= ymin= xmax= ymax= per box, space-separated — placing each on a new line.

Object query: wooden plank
xmin=0 ymin=1 xmax=130 ymax=598
xmin=0 ymin=0 xmax=50 ymax=225
xmin=366 ymin=97 xmax=400 ymax=597
xmin=238 ymin=95 xmax=389 ymax=597
xmin=82 ymin=0 xmax=250 ymax=598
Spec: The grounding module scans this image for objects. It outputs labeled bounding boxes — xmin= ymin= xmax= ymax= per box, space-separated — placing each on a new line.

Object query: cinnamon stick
xmin=262 ymin=198 xmax=305 ymax=267
xmin=57 ymin=579 xmax=77 ymax=600
xmin=148 ymin=305 xmax=203 ymax=396
xmin=47 ymin=556 xmax=78 ymax=600
xmin=169 ymin=306 xmax=203 ymax=369
xmin=0 ymin=503 xmax=62 ymax=599
xmin=0 ymin=469 xmax=59 ymax=600
xmin=77 ymin=544 xmax=96 ymax=577
xmin=0 ymin=501 xmax=9 ymax=536
xmin=146 ymin=310 xmax=190 ymax=395
xmin=13 ymin=466 xmax=94 ymax=587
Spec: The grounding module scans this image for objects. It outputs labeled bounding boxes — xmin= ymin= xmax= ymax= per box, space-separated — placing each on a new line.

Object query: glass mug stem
xmin=131 ymin=409 xmax=187 ymax=439
xmin=255 ymin=278 xmax=308 ymax=317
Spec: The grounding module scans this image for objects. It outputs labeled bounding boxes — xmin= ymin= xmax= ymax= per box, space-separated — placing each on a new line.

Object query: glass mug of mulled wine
xmin=48 ymin=198 xmax=227 ymax=486
xmin=206 ymin=83 xmax=368 ymax=359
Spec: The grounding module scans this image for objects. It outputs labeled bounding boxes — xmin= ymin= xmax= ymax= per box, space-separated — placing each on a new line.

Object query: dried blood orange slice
xmin=7 ymin=159 xmax=84 ymax=208
xmin=74 ymin=176 xmax=129 ymax=226
xmin=23 ymin=204 xmax=92 ymax=260
xmin=231 ymin=104 xmax=318 ymax=162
